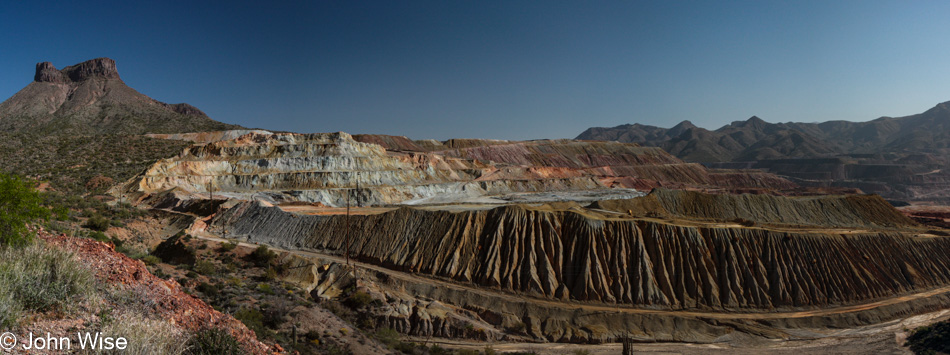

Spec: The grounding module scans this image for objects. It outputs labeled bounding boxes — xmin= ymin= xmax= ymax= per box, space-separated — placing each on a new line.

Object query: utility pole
xmin=208 ymin=181 xmax=213 ymax=201
xmin=345 ymin=172 xmax=360 ymax=267
xmin=345 ymin=183 xmax=350 ymax=267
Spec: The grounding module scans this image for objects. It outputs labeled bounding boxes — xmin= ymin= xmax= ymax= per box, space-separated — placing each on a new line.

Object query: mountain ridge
xmin=577 ymin=101 xmax=950 ymax=162
xmin=0 ymin=57 xmax=240 ymax=135
xmin=577 ymin=101 xmax=950 ymax=203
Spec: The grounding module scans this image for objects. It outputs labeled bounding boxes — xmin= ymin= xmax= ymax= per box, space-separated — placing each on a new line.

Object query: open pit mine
xmin=115 ymin=130 xmax=950 ymax=348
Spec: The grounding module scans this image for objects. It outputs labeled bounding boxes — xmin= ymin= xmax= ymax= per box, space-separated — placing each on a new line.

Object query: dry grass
xmin=0 ymin=241 xmax=95 ymax=327
xmin=82 ymin=310 xmax=188 ymax=355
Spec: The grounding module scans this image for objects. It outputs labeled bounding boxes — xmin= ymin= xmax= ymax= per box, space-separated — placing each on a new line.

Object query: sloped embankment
xmin=41 ymin=233 xmax=278 ymax=354
xmin=592 ymin=189 xmax=917 ymax=228
xmin=210 ymin=201 xmax=949 ymax=310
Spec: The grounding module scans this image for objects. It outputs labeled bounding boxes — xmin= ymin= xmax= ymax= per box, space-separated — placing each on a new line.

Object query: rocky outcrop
xmin=34 ymin=62 xmax=66 ymax=83
xmin=40 ymin=233 xmax=278 ymax=354
xmin=210 ymin=200 xmax=950 ymax=311
xmin=34 ymin=58 xmax=120 ymax=84
xmin=1 ymin=57 xmax=240 ymax=134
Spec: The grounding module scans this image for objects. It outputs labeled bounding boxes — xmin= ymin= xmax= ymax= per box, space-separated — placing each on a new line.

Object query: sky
xmin=2 ymin=1 xmax=950 ymax=140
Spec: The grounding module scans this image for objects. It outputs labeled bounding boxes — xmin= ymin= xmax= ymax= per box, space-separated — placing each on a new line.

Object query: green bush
xmin=196 ymin=282 xmax=220 ymax=298
xmin=84 ymin=214 xmax=112 ymax=232
xmin=140 ymin=255 xmax=161 ymax=266
xmin=194 ymin=260 xmax=216 ymax=275
xmin=906 ymin=321 xmax=950 ymax=354
xmin=233 ymin=307 xmax=266 ymax=337
xmin=186 ymin=327 xmax=243 ymax=355
xmin=257 ymin=283 xmax=274 ymax=295
xmin=0 ymin=173 xmax=50 ymax=247
xmin=263 ymin=267 xmax=278 ymax=281
xmin=219 ymin=240 xmax=239 ymax=252
xmin=248 ymin=245 xmax=277 ymax=267
xmin=0 ymin=242 xmax=94 ymax=327
xmin=345 ymin=291 xmax=375 ymax=309
xmin=375 ymin=327 xmax=401 ymax=348
xmin=88 ymin=231 xmax=110 ymax=242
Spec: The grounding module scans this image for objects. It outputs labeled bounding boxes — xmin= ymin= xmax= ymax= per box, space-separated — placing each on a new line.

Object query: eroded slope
xmin=208 ymin=196 xmax=948 ymax=311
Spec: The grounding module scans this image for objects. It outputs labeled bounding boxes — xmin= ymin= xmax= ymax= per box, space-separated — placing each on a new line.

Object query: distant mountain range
xmin=0 ymin=57 xmax=239 ymax=135
xmin=577 ymin=102 xmax=950 ymax=163
xmin=578 ymin=102 xmax=950 ymax=203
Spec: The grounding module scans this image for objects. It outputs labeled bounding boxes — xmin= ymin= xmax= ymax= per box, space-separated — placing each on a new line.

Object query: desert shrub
xmin=0 ymin=173 xmax=50 ymax=247
xmin=88 ymin=231 xmax=110 ymax=242
xmin=140 ymin=255 xmax=161 ymax=266
xmin=0 ymin=242 xmax=94 ymax=327
xmin=234 ymin=307 xmax=266 ymax=337
xmin=906 ymin=321 xmax=950 ymax=354
xmin=262 ymin=299 xmax=293 ymax=328
xmin=375 ymin=327 xmax=401 ymax=347
xmin=83 ymin=310 xmax=189 ymax=355
xmin=248 ymin=245 xmax=277 ymax=267
xmin=263 ymin=267 xmax=278 ymax=281
xmin=345 ymin=291 xmax=375 ymax=309
xmin=194 ymin=260 xmax=216 ymax=275
xmin=0 ymin=281 xmax=21 ymax=329
xmin=196 ymin=282 xmax=220 ymax=298
xmin=219 ymin=240 xmax=239 ymax=252
xmin=51 ymin=205 xmax=69 ymax=221
xmin=186 ymin=327 xmax=242 ymax=355
xmin=257 ymin=283 xmax=274 ymax=295
xmin=84 ymin=214 xmax=112 ymax=231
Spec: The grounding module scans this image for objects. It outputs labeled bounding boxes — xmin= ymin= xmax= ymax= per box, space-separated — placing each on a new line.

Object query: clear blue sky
xmin=2 ymin=1 xmax=950 ymax=140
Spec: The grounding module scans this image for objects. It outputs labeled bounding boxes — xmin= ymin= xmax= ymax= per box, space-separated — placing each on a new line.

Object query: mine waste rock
xmin=591 ymin=188 xmax=917 ymax=229
xmin=208 ymin=189 xmax=950 ymax=311
xmin=354 ymin=134 xmax=797 ymax=191
xmin=0 ymin=57 xmax=240 ymax=135
xmin=119 ymin=130 xmax=798 ymax=207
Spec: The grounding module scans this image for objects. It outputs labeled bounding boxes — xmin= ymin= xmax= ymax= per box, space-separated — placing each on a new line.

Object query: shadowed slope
xmin=209 ymin=199 xmax=946 ymax=311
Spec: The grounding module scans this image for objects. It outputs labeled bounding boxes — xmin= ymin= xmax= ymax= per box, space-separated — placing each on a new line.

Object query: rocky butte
xmin=0 ymin=57 xmax=239 ymax=135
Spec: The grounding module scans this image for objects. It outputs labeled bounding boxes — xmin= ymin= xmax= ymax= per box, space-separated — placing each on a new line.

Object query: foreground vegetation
xmin=0 ymin=172 xmax=243 ymax=354
xmin=907 ymin=321 xmax=950 ymax=354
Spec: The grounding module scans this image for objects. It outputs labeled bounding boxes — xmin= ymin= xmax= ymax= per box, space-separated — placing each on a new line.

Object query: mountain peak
xmin=747 ymin=116 xmax=765 ymax=124
xmin=3 ymin=57 xmax=240 ymax=135
xmin=736 ymin=116 xmax=768 ymax=130
xmin=34 ymin=57 xmax=119 ymax=84
xmin=672 ymin=120 xmax=696 ymax=129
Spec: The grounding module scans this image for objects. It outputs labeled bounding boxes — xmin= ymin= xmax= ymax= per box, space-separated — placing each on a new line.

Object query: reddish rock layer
xmin=41 ymin=233 xmax=280 ymax=354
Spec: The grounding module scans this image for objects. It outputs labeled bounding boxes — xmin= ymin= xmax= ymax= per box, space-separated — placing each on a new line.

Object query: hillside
xmin=0 ymin=58 xmax=240 ymax=135
xmin=577 ymin=102 xmax=950 ymax=203
xmin=0 ymin=58 xmax=242 ymax=192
